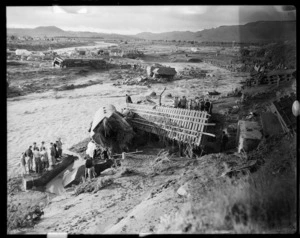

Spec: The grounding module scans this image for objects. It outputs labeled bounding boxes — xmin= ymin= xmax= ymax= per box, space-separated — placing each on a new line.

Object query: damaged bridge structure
xmin=125 ymin=103 xmax=216 ymax=155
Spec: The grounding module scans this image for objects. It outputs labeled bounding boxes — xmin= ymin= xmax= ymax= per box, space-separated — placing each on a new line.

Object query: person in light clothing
xmin=86 ymin=140 xmax=97 ymax=159
xmin=33 ymin=148 xmax=42 ymax=174
xmin=40 ymin=147 xmax=49 ymax=171
xmin=40 ymin=141 xmax=46 ymax=151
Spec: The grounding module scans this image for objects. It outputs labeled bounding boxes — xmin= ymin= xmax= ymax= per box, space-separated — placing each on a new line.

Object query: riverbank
xmin=8 ymin=129 xmax=297 ymax=234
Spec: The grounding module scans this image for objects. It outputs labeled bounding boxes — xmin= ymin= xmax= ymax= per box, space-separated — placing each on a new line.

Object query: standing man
xmin=179 ymin=96 xmax=187 ymax=109
xmin=33 ymin=148 xmax=42 ymax=174
xmin=125 ymin=94 xmax=133 ymax=103
xmin=86 ymin=139 xmax=96 ymax=159
xmin=192 ymin=99 xmax=198 ymax=110
xmin=187 ymin=99 xmax=193 ymax=110
xmin=33 ymin=142 xmax=38 ymax=151
xmin=25 ymin=146 xmax=33 ymax=172
xmin=173 ymin=96 xmax=179 ymax=108
xmin=204 ymin=98 xmax=211 ymax=112
xmin=56 ymin=138 xmax=63 ymax=158
xmin=20 ymin=152 xmax=27 ymax=176
xmin=200 ymin=98 xmax=205 ymax=111
xmin=40 ymin=141 xmax=46 ymax=151
xmin=220 ymin=131 xmax=229 ymax=152
xmin=49 ymin=143 xmax=56 ymax=166
xmin=102 ymin=148 xmax=109 ymax=161
xmin=40 ymin=147 xmax=49 ymax=171
xmin=84 ymin=154 xmax=96 ymax=181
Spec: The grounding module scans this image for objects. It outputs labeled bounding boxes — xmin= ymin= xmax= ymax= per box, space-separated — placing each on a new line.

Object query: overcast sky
xmin=6 ymin=5 xmax=296 ymax=35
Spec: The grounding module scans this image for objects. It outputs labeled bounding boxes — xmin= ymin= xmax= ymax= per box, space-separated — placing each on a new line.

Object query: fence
xmin=126 ymin=103 xmax=215 ymax=146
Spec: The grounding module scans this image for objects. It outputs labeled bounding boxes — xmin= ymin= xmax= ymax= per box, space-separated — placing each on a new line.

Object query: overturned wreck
xmin=124 ymin=103 xmax=215 ymax=149
xmin=90 ymin=104 xmax=135 ymax=154
xmin=147 ymin=65 xmax=177 ymax=80
xmin=53 ymin=57 xmax=107 ymax=69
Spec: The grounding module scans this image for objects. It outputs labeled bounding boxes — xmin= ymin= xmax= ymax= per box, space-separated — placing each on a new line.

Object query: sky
xmin=6 ymin=5 xmax=296 ymax=35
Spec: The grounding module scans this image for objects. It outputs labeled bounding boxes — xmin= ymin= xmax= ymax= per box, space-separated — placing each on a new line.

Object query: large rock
xmin=177 ymin=185 xmax=189 ymax=197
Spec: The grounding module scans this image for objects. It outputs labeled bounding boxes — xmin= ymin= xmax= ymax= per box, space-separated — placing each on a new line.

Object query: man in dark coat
xmin=25 ymin=146 xmax=33 ymax=172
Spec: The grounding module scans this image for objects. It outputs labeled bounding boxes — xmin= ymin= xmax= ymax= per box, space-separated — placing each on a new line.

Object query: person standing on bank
xmin=25 ymin=145 xmax=33 ymax=172
xmin=56 ymin=138 xmax=63 ymax=158
xmin=33 ymin=148 xmax=42 ymax=174
xmin=49 ymin=142 xmax=56 ymax=166
xmin=40 ymin=141 xmax=46 ymax=151
xmin=40 ymin=147 xmax=49 ymax=171
xmin=84 ymin=155 xmax=96 ymax=181
xmin=33 ymin=142 xmax=38 ymax=151
xmin=20 ymin=152 xmax=27 ymax=176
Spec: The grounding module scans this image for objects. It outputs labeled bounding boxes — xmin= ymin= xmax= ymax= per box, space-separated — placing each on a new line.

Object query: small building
xmin=109 ymin=49 xmax=123 ymax=57
xmin=152 ymin=67 xmax=177 ymax=80
xmin=191 ymin=47 xmax=200 ymax=52
xmin=78 ymin=50 xmax=86 ymax=56
xmin=236 ymin=120 xmax=262 ymax=153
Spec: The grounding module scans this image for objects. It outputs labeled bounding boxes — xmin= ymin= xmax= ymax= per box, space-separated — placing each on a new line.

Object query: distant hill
xmin=135 ymin=21 xmax=296 ymax=42
xmin=7 ymin=26 xmax=137 ymax=40
xmin=7 ymin=21 xmax=296 ymax=43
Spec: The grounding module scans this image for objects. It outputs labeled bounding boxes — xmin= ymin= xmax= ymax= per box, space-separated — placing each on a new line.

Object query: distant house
xmin=109 ymin=49 xmax=123 ymax=57
xmin=191 ymin=47 xmax=200 ymax=53
xmin=78 ymin=50 xmax=86 ymax=56
xmin=152 ymin=67 xmax=177 ymax=80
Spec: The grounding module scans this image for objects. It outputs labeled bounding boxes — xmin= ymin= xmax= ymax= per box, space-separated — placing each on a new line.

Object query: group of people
xmin=20 ymin=138 xmax=63 ymax=176
xmin=173 ymin=96 xmax=213 ymax=114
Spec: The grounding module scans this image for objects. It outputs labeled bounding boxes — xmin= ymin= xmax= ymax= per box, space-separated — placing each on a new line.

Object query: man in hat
xmin=125 ymin=94 xmax=133 ymax=103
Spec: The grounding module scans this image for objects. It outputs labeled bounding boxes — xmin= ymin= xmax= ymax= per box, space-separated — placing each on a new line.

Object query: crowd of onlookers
xmin=173 ymin=96 xmax=213 ymax=114
xmin=20 ymin=138 xmax=63 ymax=176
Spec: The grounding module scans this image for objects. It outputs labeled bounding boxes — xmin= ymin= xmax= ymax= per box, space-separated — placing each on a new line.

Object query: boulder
xmin=149 ymin=91 xmax=156 ymax=97
xmin=101 ymin=168 xmax=116 ymax=176
xmin=177 ymin=184 xmax=189 ymax=197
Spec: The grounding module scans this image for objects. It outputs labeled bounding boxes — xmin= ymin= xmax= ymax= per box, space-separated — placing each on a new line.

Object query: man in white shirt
xmin=86 ymin=140 xmax=96 ymax=159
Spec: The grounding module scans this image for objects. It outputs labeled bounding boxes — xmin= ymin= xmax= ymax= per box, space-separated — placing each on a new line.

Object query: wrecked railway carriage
xmin=53 ymin=57 xmax=107 ymax=69
xmin=147 ymin=66 xmax=177 ymax=80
